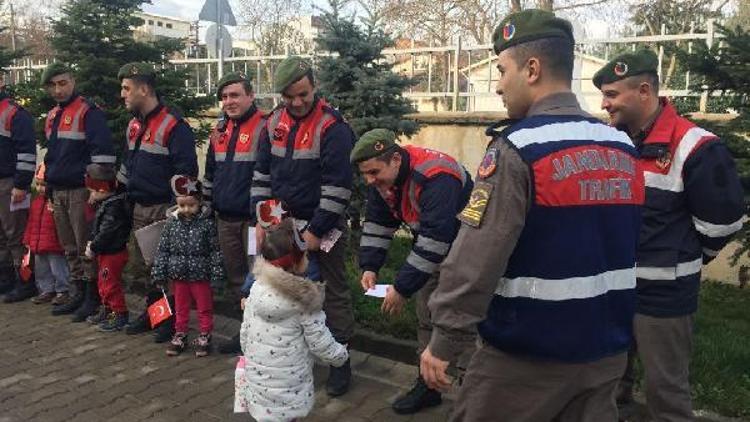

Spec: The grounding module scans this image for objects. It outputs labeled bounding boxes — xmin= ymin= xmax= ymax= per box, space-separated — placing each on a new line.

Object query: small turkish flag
xmin=148 ymin=291 xmax=173 ymax=328
xmin=19 ymin=250 xmax=32 ymax=283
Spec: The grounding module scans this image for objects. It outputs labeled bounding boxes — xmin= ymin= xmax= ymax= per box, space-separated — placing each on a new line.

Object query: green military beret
xmin=274 ymin=56 xmax=312 ymax=93
xmin=216 ymin=71 xmax=252 ymax=99
xmin=40 ymin=62 xmax=72 ymax=86
xmin=492 ymin=9 xmax=574 ymax=54
xmin=117 ymin=62 xmax=156 ymax=82
xmin=593 ymin=49 xmax=659 ymax=89
xmin=350 ymin=128 xmax=398 ymax=164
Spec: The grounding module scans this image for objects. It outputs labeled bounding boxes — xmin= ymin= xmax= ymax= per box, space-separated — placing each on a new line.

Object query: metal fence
xmin=6 ymin=20 xmax=724 ymax=113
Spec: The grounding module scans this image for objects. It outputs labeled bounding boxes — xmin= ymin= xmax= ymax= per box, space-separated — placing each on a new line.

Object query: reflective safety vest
xmin=267 ymin=99 xmax=337 ymax=161
xmin=45 ymin=96 xmax=89 ymax=141
xmin=126 ymin=106 xmax=178 ymax=156
xmin=206 ymin=109 xmax=265 ymax=218
xmin=212 ymin=112 xmax=264 ymax=163
xmin=259 ymin=98 xmax=353 ymax=225
xmin=0 ymin=97 xmax=36 ymax=187
xmin=379 ymin=145 xmax=468 ymax=232
xmin=0 ymin=98 xmax=19 ymax=139
xmin=44 ymin=95 xmax=109 ymax=188
xmin=478 ymin=115 xmax=645 ymax=363
xmin=634 ymin=99 xmax=744 ymax=317
xmin=122 ymin=105 xmax=181 ymax=204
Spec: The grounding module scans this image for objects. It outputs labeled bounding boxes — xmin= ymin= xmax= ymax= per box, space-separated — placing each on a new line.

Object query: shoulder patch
xmin=478 ymin=147 xmax=498 ymax=179
xmin=458 ymin=181 xmax=494 ymax=228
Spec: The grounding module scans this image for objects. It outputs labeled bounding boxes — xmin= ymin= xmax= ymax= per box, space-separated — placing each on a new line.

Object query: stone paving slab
xmin=0 ymin=296 xmax=454 ymax=421
xmin=3 ymin=294 xmax=737 ymax=422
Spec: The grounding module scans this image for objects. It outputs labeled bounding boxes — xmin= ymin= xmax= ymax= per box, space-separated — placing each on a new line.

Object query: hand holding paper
xmin=365 ymin=284 xmax=389 ymax=298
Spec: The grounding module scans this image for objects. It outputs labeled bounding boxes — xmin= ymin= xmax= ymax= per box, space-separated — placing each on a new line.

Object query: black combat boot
xmin=326 ymin=358 xmax=352 ymax=397
xmin=391 ymin=374 xmax=442 ymax=414
xmin=51 ymin=279 xmax=84 ymax=315
xmin=218 ymin=333 xmax=242 ymax=354
xmin=3 ymin=269 xmax=37 ymax=303
xmin=125 ymin=311 xmax=150 ymax=334
xmin=126 ymin=289 xmax=162 ymax=335
xmin=72 ymin=280 xmax=101 ymax=322
xmin=0 ymin=265 xmax=15 ymax=294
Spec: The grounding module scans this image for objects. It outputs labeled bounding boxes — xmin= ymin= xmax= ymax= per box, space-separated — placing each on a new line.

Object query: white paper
xmin=320 ymin=228 xmax=342 ymax=253
xmin=247 ymin=227 xmax=257 ymax=256
xmin=365 ymin=284 xmax=389 ymax=298
xmin=9 ymin=195 xmax=30 ymax=212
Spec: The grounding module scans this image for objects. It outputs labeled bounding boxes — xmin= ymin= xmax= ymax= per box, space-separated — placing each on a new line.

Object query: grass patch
xmin=345 ymin=238 xmax=750 ymax=416
xmin=691 ymin=281 xmax=750 ymax=417
xmin=346 ymin=233 xmax=419 ymax=341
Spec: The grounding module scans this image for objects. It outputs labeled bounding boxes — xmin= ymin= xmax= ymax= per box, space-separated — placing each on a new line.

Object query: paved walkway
xmin=2 ymin=295 xmax=739 ymax=422
xmin=0 ymin=296 xmax=454 ymax=422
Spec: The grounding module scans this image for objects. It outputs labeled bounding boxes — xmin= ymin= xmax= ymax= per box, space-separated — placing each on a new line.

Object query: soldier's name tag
xmin=459 ymin=181 xmax=494 ymax=228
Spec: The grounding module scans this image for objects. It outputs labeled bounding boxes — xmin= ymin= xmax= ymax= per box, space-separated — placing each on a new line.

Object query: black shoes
xmin=3 ymin=281 xmax=37 ymax=303
xmin=218 ymin=333 xmax=242 ymax=354
xmin=71 ymin=281 xmax=101 ymax=322
xmin=125 ymin=311 xmax=150 ymax=335
xmin=52 ymin=280 xmax=84 ymax=315
xmin=326 ymin=358 xmax=352 ymax=397
xmin=391 ymin=375 xmax=442 ymax=415
xmin=153 ymin=316 xmax=175 ymax=343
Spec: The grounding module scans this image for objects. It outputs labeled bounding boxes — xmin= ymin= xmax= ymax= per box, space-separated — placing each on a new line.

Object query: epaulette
xmin=485 ymin=118 xmax=520 ymax=137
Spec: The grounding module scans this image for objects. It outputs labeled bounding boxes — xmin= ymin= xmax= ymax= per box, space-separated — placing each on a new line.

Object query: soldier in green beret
xmin=117 ymin=62 xmax=199 ymax=344
xmin=41 ymin=62 xmax=116 ymax=321
xmin=352 ymin=128 xmax=473 ymax=414
xmin=251 ymin=56 xmax=357 ymax=396
xmin=203 ymin=71 xmax=268 ymax=355
xmin=420 ymin=9 xmax=645 ymax=421
xmin=595 ymin=51 xmax=744 ymax=420
xmin=593 ymin=49 xmax=660 ymax=136
xmin=0 ymin=71 xmax=37 ymax=303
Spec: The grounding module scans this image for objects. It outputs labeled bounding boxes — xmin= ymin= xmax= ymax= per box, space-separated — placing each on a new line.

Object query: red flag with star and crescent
xmin=147 ymin=291 xmax=173 ymax=328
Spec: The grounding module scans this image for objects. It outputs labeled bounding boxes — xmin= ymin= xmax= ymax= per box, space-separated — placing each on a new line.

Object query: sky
xmin=143 ymin=0 xmax=215 ymax=21
xmin=142 ymin=0 xmax=612 ymax=42
xmin=142 ymin=0 xmax=249 ymax=43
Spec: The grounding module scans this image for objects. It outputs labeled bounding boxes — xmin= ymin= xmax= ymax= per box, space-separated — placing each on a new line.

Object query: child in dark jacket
xmin=152 ymin=175 xmax=225 ymax=357
xmin=26 ymin=164 xmax=70 ymax=305
xmin=84 ymin=164 xmax=133 ymax=332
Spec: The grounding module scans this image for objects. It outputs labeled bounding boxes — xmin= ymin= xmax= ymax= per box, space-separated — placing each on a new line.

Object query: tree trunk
xmin=536 ymin=0 xmax=553 ymax=11
xmin=509 ymin=0 xmax=522 ymax=12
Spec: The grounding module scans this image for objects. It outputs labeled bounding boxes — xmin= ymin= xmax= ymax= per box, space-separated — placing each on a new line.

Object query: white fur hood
xmin=251 ymin=258 xmax=325 ymax=318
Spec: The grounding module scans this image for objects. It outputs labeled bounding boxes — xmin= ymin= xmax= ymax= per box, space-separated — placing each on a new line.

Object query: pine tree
xmin=315 ymin=0 xmax=418 ymax=230
xmin=46 ymin=0 xmax=212 ymax=153
xmin=315 ymin=0 xmax=417 ymax=137
xmin=680 ymin=24 xmax=750 ymax=264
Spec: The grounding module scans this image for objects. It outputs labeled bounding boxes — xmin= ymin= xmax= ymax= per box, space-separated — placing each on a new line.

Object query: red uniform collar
xmin=282 ymin=97 xmax=326 ymax=122
xmin=641 ymin=98 xmax=678 ymax=145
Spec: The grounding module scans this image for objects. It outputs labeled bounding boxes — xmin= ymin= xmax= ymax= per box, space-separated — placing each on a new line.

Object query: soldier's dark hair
xmin=129 ymin=75 xmax=157 ymax=97
xmin=508 ymin=37 xmax=574 ymax=83
xmin=221 ymin=80 xmax=254 ymax=97
xmin=241 ymin=79 xmax=254 ymax=94
xmin=375 ymin=145 xmax=403 ymax=163
xmin=627 ymin=72 xmax=660 ymax=95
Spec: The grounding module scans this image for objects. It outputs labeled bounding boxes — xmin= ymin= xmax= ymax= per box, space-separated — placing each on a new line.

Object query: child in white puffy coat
xmin=238 ymin=218 xmax=349 ymax=422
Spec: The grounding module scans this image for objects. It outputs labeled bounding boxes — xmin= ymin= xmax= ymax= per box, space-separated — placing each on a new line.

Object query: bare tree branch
xmin=553 ymin=0 xmax=608 ymax=11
